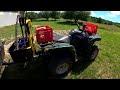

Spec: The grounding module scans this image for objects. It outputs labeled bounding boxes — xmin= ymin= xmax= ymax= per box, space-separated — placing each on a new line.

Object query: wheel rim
xmin=91 ymin=49 xmax=98 ymax=60
xmin=56 ymin=63 xmax=69 ymax=74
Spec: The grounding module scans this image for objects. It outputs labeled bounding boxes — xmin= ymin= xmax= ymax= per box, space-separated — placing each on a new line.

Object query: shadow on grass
xmin=57 ymin=21 xmax=83 ymax=26
xmin=1 ymin=60 xmax=49 ymax=79
xmin=71 ymin=60 xmax=94 ymax=75
xmin=1 ymin=58 xmax=94 ymax=79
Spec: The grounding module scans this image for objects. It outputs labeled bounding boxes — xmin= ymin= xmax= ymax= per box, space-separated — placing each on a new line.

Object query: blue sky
xmin=90 ymin=11 xmax=120 ymax=23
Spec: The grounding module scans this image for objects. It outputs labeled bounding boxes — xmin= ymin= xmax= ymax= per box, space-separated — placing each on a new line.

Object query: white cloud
xmin=111 ymin=11 xmax=120 ymax=15
xmin=107 ymin=11 xmax=120 ymax=18
xmin=0 ymin=12 xmax=4 ymax=15
xmin=90 ymin=11 xmax=96 ymax=16
xmin=100 ymin=15 xmax=104 ymax=19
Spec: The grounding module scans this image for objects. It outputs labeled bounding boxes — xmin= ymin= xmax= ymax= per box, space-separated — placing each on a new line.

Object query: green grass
xmin=0 ymin=20 xmax=120 ymax=79
xmin=32 ymin=20 xmax=79 ymax=30
xmin=0 ymin=25 xmax=22 ymax=43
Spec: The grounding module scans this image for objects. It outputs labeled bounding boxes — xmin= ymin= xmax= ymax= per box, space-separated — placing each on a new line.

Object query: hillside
xmin=0 ymin=20 xmax=120 ymax=79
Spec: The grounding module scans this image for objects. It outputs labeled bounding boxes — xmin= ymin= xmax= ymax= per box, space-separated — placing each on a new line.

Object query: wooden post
xmin=0 ymin=42 xmax=5 ymax=68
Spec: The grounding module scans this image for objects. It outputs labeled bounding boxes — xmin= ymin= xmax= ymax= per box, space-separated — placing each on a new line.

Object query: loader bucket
xmin=9 ymin=41 xmax=33 ymax=63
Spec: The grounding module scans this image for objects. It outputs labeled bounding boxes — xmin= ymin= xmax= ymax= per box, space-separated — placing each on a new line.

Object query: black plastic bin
xmin=9 ymin=42 xmax=33 ymax=63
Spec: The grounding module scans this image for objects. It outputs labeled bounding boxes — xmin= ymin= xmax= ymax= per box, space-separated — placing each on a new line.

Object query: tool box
xmin=36 ymin=26 xmax=53 ymax=43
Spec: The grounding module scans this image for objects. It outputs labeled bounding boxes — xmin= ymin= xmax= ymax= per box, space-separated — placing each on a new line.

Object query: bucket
xmin=9 ymin=40 xmax=33 ymax=63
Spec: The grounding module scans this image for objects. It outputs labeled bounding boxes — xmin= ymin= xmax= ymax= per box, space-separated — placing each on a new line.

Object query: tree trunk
xmin=74 ymin=19 xmax=78 ymax=24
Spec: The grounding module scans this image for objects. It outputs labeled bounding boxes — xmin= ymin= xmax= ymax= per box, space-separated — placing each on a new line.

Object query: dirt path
xmin=0 ymin=38 xmax=14 ymax=79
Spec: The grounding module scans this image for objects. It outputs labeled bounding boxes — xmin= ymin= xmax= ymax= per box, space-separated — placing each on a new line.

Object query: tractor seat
xmin=53 ymin=33 xmax=70 ymax=43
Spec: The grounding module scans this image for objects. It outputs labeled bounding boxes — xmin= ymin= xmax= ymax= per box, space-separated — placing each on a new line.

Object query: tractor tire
xmin=48 ymin=54 xmax=73 ymax=77
xmin=89 ymin=45 xmax=99 ymax=61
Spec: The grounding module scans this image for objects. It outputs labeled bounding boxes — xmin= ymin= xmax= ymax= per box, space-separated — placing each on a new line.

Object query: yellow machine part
xmin=26 ymin=19 xmax=36 ymax=54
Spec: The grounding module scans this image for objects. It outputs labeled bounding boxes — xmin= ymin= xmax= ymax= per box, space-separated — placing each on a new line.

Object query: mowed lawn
xmin=0 ymin=20 xmax=120 ymax=79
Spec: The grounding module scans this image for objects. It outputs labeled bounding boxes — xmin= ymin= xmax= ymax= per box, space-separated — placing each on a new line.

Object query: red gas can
xmin=82 ymin=22 xmax=98 ymax=34
xmin=35 ymin=25 xmax=53 ymax=43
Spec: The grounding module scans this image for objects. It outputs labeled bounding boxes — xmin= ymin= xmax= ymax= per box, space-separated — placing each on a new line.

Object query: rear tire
xmin=48 ymin=54 xmax=73 ymax=77
xmin=89 ymin=45 xmax=99 ymax=61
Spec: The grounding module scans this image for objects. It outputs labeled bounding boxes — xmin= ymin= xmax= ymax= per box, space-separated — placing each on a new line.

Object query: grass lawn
xmin=0 ymin=20 xmax=120 ymax=79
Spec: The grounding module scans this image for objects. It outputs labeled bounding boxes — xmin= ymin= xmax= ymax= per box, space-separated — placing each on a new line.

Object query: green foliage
xmin=62 ymin=11 xmax=91 ymax=23
xmin=26 ymin=12 xmax=38 ymax=20
xmin=90 ymin=16 xmax=115 ymax=26
xmin=97 ymin=17 xmax=103 ymax=23
xmin=50 ymin=11 xmax=61 ymax=20
xmin=41 ymin=11 xmax=51 ymax=21
xmin=78 ymin=11 xmax=91 ymax=21
xmin=37 ymin=12 xmax=42 ymax=18
xmin=62 ymin=11 xmax=74 ymax=20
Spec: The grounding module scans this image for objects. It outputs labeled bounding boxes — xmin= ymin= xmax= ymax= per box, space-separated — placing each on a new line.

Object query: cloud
xmin=90 ymin=11 xmax=96 ymax=16
xmin=107 ymin=11 xmax=120 ymax=18
xmin=100 ymin=15 xmax=104 ymax=19
xmin=111 ymin=11 xmax=120 ymax=15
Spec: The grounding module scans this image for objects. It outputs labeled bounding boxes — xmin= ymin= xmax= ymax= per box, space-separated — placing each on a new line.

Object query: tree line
xmin=24 ymin=11 xmax=120 ymax=27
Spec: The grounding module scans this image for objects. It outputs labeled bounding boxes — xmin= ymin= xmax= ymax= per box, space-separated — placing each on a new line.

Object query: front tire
xmin=89 ymin=45 xmax=99 ymax=61
xmin=48 ymin=54 xmax=73 ymax=77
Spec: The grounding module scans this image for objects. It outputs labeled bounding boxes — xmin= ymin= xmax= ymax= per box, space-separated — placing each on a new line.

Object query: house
xmin=0 ymin=11 xmax=18 ymax=28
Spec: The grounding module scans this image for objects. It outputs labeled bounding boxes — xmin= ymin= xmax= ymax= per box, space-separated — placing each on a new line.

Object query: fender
xmin=70 ymin=31 xmax=85 ymax=40
xmin=88 ymin=34 xmax=101 ymax=46
xmin=45 ymin=43 xmax=76 ymax=62
xmin=70 ymin=32 xmax=88 ymax=48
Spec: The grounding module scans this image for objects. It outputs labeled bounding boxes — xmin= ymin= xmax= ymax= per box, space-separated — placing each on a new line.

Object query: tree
xmin=62 ymin=11 xmax=91 ymax=24
xmin=37 ymin=12 xmax=42 ymax=18
xmin=97 ymin=17 xmax=102 ymax=23
xmin=26 ymin=12 xmax=38 ymax=20
xmin=62 ymin=11 xmax=74 ymax=20
xmin=41 ymin=11 xmax=51 ymax=21
xmin=76 ymin=11 xmax=91 ymax=21
xmin=89 ymin=16 xmax=98 ymax=23
xmin=108 ymin=21 xmax=113 ymax=25
xmin=50 ymin=11 xmax=60 ymax=21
